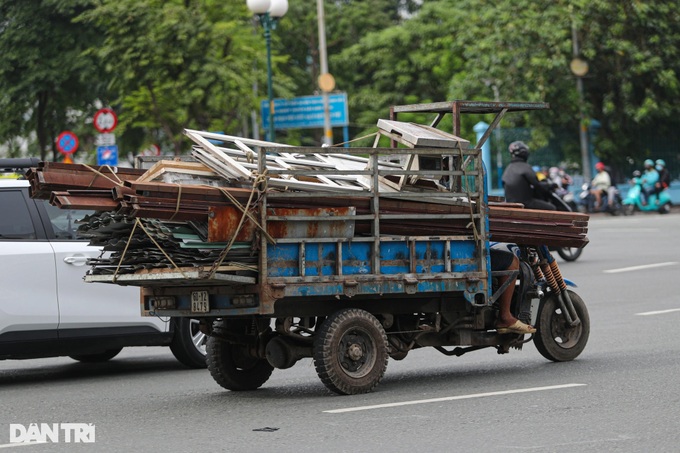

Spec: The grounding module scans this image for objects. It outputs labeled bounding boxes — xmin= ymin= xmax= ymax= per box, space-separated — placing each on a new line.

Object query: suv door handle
xmin=63 ymin=256 xmax=89 ymax=266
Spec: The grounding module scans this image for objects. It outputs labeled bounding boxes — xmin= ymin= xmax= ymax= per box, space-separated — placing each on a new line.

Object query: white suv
xmin=0 ymin=158 xmax=206 ymax=367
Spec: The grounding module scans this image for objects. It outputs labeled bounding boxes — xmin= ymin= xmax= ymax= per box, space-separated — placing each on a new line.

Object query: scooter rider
xmin=590 ymin=162 xmax=612 ymax=210
xmin=640 ymin=159 xmax=659 ymax=205
xmin=653 ymin=159 xmax=671 ymax=203
xmin=548 ymin=167 xmax=569 ymax=197
xmin=502 ymin=141 xmax=556 ymax=211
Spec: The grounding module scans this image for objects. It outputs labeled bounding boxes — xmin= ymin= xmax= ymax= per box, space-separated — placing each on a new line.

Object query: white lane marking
xmin=324 ymin=383 xmax=586 ymax=414
xmin=603 ymin=262 xmax=678 ymax=274
xmin=636 ymin=308 xmax=680 ymax=316
xmin=0 ymin=443 xmax=47 ymax=449
xmin=597 ymin=228 xmax=658 ymax=233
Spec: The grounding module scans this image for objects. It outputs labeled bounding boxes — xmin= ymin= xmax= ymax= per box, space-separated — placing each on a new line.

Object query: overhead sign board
xmin=97 ymin=145 xmax=118 ymax=166
xmin=261 ymin=93 xmax=349 ymax=130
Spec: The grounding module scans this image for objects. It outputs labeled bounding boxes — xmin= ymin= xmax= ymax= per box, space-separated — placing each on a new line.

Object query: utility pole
xmin=571 ymin=22 xmax=591 ymax=182
xmin=317 ymin=0 xmax=334 ymax=146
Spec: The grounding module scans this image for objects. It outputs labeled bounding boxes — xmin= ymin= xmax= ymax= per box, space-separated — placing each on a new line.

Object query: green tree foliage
xmin=79 ymin=0 xmax=267 ymax=155
xmin=276 ymin=0 xmax=419 ymax=96
xmin=577 ymin=0 xmax=680 ymax=165
xmin=329 ymin=0 xmax=680 ymax=170
xmin=273 ymin=0 xmax=420 ymax=144
xmin=0 ymin=0 xmax=678 ymax=175
xmin=0 ymin=0 xmax=105 ymax=161
xmin=332 ymin=1 xmax=463 ymax=141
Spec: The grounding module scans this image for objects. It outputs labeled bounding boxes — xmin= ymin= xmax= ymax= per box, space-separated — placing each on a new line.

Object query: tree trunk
xmin=36 ymin=91 xmax=48 ymax=161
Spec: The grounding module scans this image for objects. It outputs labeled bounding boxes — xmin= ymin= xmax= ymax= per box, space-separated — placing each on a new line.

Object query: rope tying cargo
xmin=112 ymin=218 xmax=188 ymax=282
xmin=168 ymin=185 xmax=182 ymax=221
xmin=207 ymin=171 xmax=273 ymax=279
xmin=82 ymin=164 xmax=125 ymax=188
xmin=330 ymin=131 xmax=379 ymax=147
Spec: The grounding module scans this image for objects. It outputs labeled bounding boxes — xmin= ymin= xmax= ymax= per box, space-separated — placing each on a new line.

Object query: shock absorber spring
xmin=540 ymin=261 xmax=561 ymax=295
xmin=538 ymin=245 xmax=580 ymax=326
xmin=549 ymin=260 xmax=568 ymax=292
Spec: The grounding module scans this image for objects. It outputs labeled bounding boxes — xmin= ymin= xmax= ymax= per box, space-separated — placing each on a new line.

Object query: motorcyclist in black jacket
xmin=501 ymin=141 xmax=556 ymax=211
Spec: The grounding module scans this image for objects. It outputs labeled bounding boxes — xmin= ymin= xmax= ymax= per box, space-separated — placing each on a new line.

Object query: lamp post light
xmin=247 ymin=0 xmax=288 ymax=142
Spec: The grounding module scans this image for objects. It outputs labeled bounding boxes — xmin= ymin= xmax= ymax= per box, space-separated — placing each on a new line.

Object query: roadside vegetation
xmin=0 ymin=0 xmax=678 ymax=177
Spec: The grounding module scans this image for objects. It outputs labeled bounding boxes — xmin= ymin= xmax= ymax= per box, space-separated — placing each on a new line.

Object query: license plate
xmin=191 ymin=291 xmax=210 ymax=313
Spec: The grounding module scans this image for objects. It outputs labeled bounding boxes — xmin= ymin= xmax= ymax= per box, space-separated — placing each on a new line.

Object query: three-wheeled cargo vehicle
xmin=76 ymin=101 xmax=590 ymax=395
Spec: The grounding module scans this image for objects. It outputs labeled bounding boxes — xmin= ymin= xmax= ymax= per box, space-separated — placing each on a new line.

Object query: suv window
xmin=42 ymin=202 xmax=93 ymax=240
xmin=0 ymin=190 xmax=37 ymax=239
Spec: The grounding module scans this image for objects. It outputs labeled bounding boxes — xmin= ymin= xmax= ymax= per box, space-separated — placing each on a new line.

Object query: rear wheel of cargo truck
xmin=206 ymin=321 xmax=274 ymax=391
xmin=313 ymin=308 xmax=389 ymax=395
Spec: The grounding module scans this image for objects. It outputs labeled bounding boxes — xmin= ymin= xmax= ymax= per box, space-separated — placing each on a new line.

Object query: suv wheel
xmin=170 ymin=318 xmax=207 ymax=368
xmin=70 ymin=348 xmax=123 ymax=363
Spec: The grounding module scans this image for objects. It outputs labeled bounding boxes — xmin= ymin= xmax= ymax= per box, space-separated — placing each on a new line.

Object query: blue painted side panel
xmin=267 ymin=239 xmax=479 ymax=278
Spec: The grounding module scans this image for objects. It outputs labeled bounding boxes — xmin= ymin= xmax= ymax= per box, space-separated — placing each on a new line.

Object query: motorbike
xmin=560 ymin=190 xmax=579 ymax=212
xmin=622 ymin=177 xmax=672 ymax=215
xmin=578 ymin=183 xmax=624 ymax=215
xmin=491 ymin=243 xmax=589 ymax=362
xmin=548 ymin=182 xmax=579 ymax=212
xmin=547 ymin=192 xmax=584 ymax=262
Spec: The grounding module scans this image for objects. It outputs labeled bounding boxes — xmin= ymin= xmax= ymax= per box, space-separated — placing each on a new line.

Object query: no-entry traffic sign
xmin=56 ymin=131 xmax=79 ymax=155
xmin=93 ymin=108 xmax=118 ymax=133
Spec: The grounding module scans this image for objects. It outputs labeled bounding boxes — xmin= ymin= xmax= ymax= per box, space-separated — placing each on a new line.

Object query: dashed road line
xmin=324 ymin=383 xmax=587 ymax=414
xmin=603 ymin=262 xmax=678 ymax=274
xmin=636 ymin=308 xmax=680 ymax=316
xmin=0 ymin=443 xmax=47 ymax=449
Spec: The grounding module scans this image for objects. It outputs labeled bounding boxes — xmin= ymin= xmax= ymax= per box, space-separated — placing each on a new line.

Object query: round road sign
xmin=56 ymin=131 xmax=79 ymax=155
xmin=318 ymin=73 xmax=336 ymax=92
xmin=93 ymin=108 xmax=118 ymax=133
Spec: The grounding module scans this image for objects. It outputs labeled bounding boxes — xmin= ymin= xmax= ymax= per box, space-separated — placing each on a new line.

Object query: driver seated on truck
xmin=502 ymin=141 xmax=556 ymax=211
xmin=491 ymin=246 xmax=536 ymax=335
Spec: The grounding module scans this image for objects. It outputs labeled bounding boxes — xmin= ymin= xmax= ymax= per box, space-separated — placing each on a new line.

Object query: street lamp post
xmin=571 ymin=22 xmax=591 ymax=181
xmin=247 ymin=0 xmax=288 ymax=142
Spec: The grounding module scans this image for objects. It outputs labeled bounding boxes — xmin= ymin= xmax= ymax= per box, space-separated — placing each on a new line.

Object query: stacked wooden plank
xmin=488 ymin=206 xmax=588 ymax=247
xmin=27 ymin=161 xmax=145 ymax=199
xmin=345 ymin=197 xmax=589 ymax=248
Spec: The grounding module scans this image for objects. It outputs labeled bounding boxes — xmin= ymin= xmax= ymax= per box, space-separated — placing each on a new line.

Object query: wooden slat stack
xmin=26 ymin=161 xmax=145 ymax=199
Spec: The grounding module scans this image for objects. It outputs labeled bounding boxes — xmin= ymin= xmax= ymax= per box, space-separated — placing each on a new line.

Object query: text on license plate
xmin=191 ymin=291 xmax=210 ymax=313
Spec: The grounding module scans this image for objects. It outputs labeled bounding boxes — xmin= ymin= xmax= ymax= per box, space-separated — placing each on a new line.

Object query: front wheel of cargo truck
xmin=534 ymin=290 xmax=590 ymax=362
xmin=206 ymin=336 xmax=274 ymax=391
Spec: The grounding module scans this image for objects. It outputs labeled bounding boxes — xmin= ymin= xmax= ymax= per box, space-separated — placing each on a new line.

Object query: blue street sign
xmin=261 ymin=93 xmax=349 ymax=130
xmin=97 ymin=145 xmax=118 ymax=166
